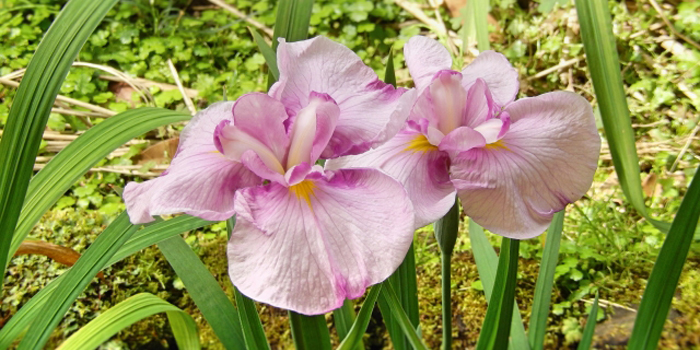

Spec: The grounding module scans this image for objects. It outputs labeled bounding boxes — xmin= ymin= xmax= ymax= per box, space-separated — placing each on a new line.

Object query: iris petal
xmin=228 ymin=168 xmax=415 ymax=315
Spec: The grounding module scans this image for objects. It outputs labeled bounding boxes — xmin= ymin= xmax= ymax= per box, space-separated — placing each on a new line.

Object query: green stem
xmin=434 ymin=201 xmax=460 ymax=350
xmin=441 ymin=252 xmax=452 ymax=350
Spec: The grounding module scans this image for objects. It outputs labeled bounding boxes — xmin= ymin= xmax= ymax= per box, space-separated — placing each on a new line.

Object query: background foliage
xmin=1 ymin=0 xmax=699 ymax=348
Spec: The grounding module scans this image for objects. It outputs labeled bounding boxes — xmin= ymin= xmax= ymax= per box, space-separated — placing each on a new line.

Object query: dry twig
xmin=207 ymin=0 xmax=274 ymax=38
xmin=167 ymin=59 xmax=197 ymax=116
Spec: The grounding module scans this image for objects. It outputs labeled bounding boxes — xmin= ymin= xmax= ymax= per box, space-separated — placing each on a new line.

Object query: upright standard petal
xmin=404 ymin=36 xmax=453 ymax=90
xmin=451 ymin=92 xmax=600 ymax=239
xmin=124 ymin=102 xmax=261 ymax=224
xmin=327 ymin=130 xmax=455 ymax=228
xmin=461 ymin=51 xmax=520 ymax=107
xmin=270 ymin=36 xmax=413 ymax=158
xmin=228 ymin=168 xmax=415 ymax=315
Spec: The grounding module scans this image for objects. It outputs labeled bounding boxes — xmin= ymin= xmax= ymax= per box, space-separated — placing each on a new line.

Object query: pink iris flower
xmin=329 ymin=36 xmax=601 ymax=239
xmin=123 ymin=36 xmax=418 ymax=315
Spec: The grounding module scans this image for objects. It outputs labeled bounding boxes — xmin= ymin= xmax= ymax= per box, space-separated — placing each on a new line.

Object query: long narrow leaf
xmin=234 ymin=287 xmax=271 ymax=350
xmin=629 ymin=168 xmax=700 ymax=349
xmin=337 ymin=286 xmax=381 ymax=350
xmin=575 ymin=0 xmax=669 ymax=232
xmin=17 ymin=213 xmax=137 ymax=350
xmin=476 ymin=238 xmax=520 ymax=350
xmin=0 ymin=0 xmax=118 ymax=284
xmin=528 ymin=211 xmax=565 ymax=350
xmin=289 ymin=312 xmax=333 ymax=350
xmin=267 ymin=0 xmax=313 ymax=88
xmin=158 ymin=235 xmax=247 ymax=350
xmin=250 ymin=27 xmax=279 ymax=80
xmin=0 ymin=216 xmax=210 ymax=349
xmin=378 ymin=282 xmax=429 ymax=350
xmin=11 ymin=108 xmax=190 ymax=257
xmin=577 ymin=294 xmax=599 ymax=350
xmin=471 ymin=0 xmax=490 ymax=51
xmin=56 ymin=293 xmax=199 ymax=350
xmin=333 ymin=300 xmax=359 ymax=346
xmin=469 ymin=220 xmax=530 ymax=350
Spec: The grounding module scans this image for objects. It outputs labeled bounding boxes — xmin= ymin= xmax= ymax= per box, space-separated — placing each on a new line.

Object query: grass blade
xmin=17 ymin=212 xmax=137 ymax=350
xmin=0 ymin=0 xmax=118 ymax=285
xmin=234 ymin=287 xmax=272 ymax=350
xmin=0 ymin=216 xmax=211 ymax=349
xmin=337 ymin=286 xmax=381 ymax=350
xmin=434 ymin=202 xmax=460 ymax=350
xmin=528 ymin=211 xmax=565 ymax=350
xmin=471 ymin=0 xmax=490 ymax=51
xmin=577 ymin=293 xmax=599 ymax=350
xmin=250 ymin=27 xmax=279 ymax=80
xmin=333 ymin=300 xmax=359 ymax=345
xmin=289 ymin=312 xmax=332 ymax=350
xmin=378 ymin=281 xmax=429 ymax=350
xmin=629 ymin=168 xmax=700 ymax=349
xmin=469 ymin=220 xmax=530 ymax=350
xmin=575 ymin=0 xmax=669 ymax=232
xmin=56 ymin=293 xmax=199 ymax=350
xmin=267 ymin=0 xmax=313 ymax=88
xmin=476 ymin=238 xmax=520 ymax=350
xmin=11 ymin=108 xmax=190 ymax=258
xmin=158 ymin=235 xmax=247 ymax=350
xmin=271 ymin=0 xmax=313 ymax=48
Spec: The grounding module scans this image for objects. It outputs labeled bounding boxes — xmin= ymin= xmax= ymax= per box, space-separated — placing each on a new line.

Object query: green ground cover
xmin=1 ymin=0 xmax=699 ymax=348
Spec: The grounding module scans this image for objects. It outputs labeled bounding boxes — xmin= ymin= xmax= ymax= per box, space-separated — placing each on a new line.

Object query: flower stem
xmin=434 ymin=201 xmax=460 ymax=350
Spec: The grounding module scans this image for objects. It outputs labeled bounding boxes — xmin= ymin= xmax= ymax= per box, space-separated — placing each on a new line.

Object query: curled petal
xmin=228 ymin=169 xmax=415 ymax=315
xmin=271 ymin=36 xmax=414 ymax=158
xmin=463 ymin=78 xmax=496 ymax=128
xmin=438 ymin=127 xmax=486 ymax=155
xmin=451 ymin=91 xmax=600 ymax=239
xmin=328 ymin=130 xmax=455 ymax=228
xmin=231 ymin=93 xmax=290 ymax=161
xmin=124 ymin=102 xmax=261 ymax=224
xmin=175 ymin=101 xmax=234 ymax=157
xmin=404 ymin=36 xmax=453 ymax=90
xmin=461 ymin=51 xmax=519 ymax=107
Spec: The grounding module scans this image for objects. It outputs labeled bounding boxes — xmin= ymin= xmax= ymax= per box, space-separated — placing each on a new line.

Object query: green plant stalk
xmin=0 ymin=216 xmax=212 ymax=349
xmin=267 ymin=0 xmax=313 ymax=88
xmin=289 ymin=312 xmax=332 ymax=350
xmin=471 ymin=0 xmax=490 ymax=51
xmin=158 ymin=235 xmax=247 ymax=350
xmin=333 ymin=300 xmax=365 ymax=350
xmin=56 ymin=293 xmax=199 ymax=350
xmin=11 ymin=108 xmax=190 ymax=257
xmin=476 ymin=237 xmax=520 ymax=350
xmin=378 ymin=282 xmax=429 ymax=350
xmin=234 ymin=287 xmax=271 ymax=350
xmin=528 ymin=211 xmax=565 ymax=350
xmin=17 ymin=212 xmax=137 ymax=350
xmin=628 ymin=168 xmax=700 ymax=349
xmin=577 ymin=293 xmax=599 ymax=350
xmin=0 ymin=0 xmax=117 ymax=285
xmin=574 ymin=0 xmax=669 ymax=232
xmin=434 ymin=201 xmax=460 ymax=350
xmin=337 ymin=286 xmax=381 ymax=350
xmin=469 ymin=221 xmax=530 ymax=350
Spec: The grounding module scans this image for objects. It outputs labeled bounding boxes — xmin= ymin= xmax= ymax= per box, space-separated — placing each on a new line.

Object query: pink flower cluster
xmin=123 ymin=36 xmax=600 ymax=315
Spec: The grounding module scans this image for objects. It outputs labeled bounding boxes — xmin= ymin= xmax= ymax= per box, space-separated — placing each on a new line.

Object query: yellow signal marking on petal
xmin=290 ymin=180 xmax=316 ymax=209
xmin=404 ymin=135 xmax=438 ymax=154
xmin=484 ymin=140 xmax=510 ymax=151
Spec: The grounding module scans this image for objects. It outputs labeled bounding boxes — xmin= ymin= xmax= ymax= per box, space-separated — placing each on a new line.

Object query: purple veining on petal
xmin=213 ymin=119 xmax=230 ymax=154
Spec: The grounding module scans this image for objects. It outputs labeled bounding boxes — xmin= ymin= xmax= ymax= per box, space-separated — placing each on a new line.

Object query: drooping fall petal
xmin=327 ymin=130 xmax=455 ymax=228
xmin=270 ymin=36 xmax=414 ymax=158
xmin=228 ymin=168 xmax=415 ymax=315
xmin=123 ymin=102 xmax=261 ymax=224
xmin=451 ymin=92 xmax=600 ymax=239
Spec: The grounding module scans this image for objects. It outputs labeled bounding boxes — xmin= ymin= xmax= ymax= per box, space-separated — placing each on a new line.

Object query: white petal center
xmin=286 ymin=99 xmax=321 ymax=169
